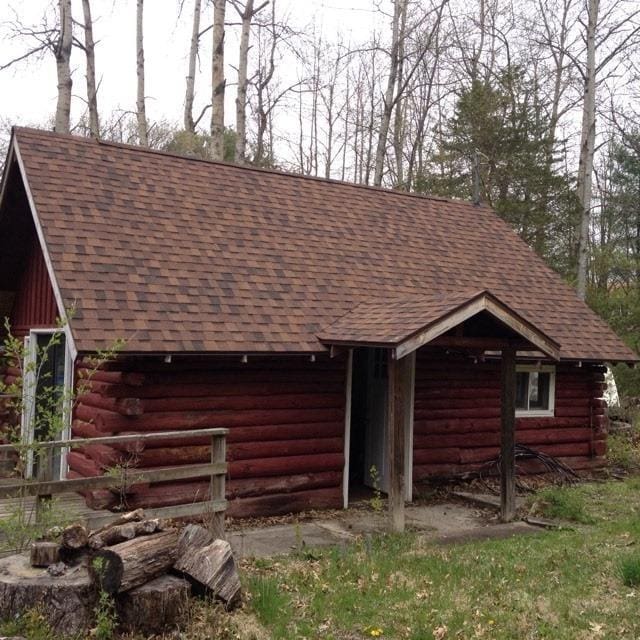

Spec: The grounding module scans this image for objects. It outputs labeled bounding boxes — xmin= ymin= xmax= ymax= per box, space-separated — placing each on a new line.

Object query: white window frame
xmin=21 ymin=328 xmax=73 ymax=480
xmin=515 ymin=364 xmax=556 ymax=418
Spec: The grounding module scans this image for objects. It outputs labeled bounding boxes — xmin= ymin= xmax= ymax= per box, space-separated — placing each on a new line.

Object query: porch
xmin=229 ymin=494 xmax=534 ymax=559
xmin=319 ymin=289 xmax=561 ymax=531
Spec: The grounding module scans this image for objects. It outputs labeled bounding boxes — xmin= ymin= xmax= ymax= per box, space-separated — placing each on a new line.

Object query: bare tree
xmin=210 ymin=0 xmax=227 ymax=160
xmin=372 ymin=0 xmax=447 ymax=186
xmin=184 ymin=0 xmax=202 ymax=133
xmin=373 ymin=0 xmax=407 ymax=186
xmin=574 ymin=0 xmax=640 ymax=299
xmin=80 ymin=0 xmax=99 ymax=137
xmin=55 ymin=0 xmax=73 ymax=133
xmin=233 ymin=0 xmax=268 ymax=162
xmin=136 ymin=0 xmax=148 ymax=145
xmin=574 ymin=0 xmax=598 ymax=300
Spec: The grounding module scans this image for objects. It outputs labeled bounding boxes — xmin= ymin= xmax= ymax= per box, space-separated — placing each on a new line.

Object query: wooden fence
xmin=0 ymin=428 xmax=228 ymax=533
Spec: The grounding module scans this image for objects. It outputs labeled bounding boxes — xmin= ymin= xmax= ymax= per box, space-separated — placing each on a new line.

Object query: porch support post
xmin=500 ymin=346 xmax=517 ymax=522
xmin=387 ymin=351 xmax=406 ymax=533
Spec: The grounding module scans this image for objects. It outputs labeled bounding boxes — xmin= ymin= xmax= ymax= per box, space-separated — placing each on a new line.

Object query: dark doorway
xmin=349 ymin=348 xmax=389 ymax=497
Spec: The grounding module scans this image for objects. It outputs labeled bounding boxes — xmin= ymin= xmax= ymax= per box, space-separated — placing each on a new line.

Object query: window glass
xmin=516 ymin=372 xmax=528 ymax=410
xmin=529 ymin=372 xmax=550 ymax=409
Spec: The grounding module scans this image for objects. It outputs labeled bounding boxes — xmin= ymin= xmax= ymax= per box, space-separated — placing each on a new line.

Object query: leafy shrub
xmin=0 ymin=607 xmax=56 ymax=640
xmin=607 ymin=432 xmax=640 ymax=470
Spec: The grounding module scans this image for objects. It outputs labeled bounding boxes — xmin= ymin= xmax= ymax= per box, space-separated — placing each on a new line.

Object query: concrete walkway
xmin=228 ymin=501 xmax=540 ymax=559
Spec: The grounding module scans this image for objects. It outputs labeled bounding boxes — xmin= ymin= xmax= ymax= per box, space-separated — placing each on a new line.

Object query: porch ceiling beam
xmin=427 ymin=336 xmax=532 ymax=350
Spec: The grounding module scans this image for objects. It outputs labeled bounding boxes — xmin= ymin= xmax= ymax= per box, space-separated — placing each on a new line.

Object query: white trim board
xmin=342 ymin=349 xmax=353 ymax=509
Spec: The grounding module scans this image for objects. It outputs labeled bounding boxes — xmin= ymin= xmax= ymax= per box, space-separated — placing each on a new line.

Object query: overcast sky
xmin=0 ymin=0 xmax=380 ymax=131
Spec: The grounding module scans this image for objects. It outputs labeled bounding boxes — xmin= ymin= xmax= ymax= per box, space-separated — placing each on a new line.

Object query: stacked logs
xmin=413 ymin=349 xmax=608 ymax=480
xmin=71 ymin=355 xmax=347 ymax=517
xmin=2 ymin=512 xmax=241 ymax=636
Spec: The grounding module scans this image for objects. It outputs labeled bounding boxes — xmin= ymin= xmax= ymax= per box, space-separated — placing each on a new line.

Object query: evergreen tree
xmin=416 ymin=70 xmax=579 ymax=274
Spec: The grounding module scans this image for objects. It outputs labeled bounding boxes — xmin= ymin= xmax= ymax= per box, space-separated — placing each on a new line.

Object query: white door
xmin=22 ymin=330 xmax=71 ymax=480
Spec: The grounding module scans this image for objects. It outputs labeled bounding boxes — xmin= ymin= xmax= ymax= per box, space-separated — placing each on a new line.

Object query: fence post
xmin=210 ymin=433 xmax=226 ymax=539
xmin=35 ymin=446 xmax=53 ymax=524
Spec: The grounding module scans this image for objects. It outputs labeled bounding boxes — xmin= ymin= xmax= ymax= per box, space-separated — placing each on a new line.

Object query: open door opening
xmin=347 ymin=348 xmax=413 ymax=504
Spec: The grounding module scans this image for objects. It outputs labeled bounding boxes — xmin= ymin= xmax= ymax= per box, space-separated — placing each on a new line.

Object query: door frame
xmin=21 ymin=327 xmax=73 ymax=480
xmin=342 ymin=348 xmax=415 ymax=507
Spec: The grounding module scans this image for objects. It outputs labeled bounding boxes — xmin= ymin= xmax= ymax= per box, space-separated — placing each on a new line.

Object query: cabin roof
xmin=317 ymin=289 xmax=561 ymax=360
xmin=1 ymin=126 xmax=636 ymax=361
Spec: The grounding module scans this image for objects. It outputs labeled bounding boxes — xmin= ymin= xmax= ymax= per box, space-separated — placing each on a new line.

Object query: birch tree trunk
xmin=81 ymin=0 xmax=99 ymax=138
xmin=235 ymin=0 xmax=254 ymax=162
xmin=575 ymin=0 xmax=598 ymax=300
xmin=136 ymin=0 xmax=148 ymax=146
xmin=54 ymin=0 xmax=73 ymax=134
xmin=373 ymin=0 xmax=407 ymax=186
xmin=210 ymin=0 xmax=227 ymax=160
xmin=184 ymin=0 xmax=202 ymax=133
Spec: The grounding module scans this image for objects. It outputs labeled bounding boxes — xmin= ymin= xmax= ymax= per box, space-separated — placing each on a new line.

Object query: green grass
xmin=531 ymin=485 xmax=596 ymax=523
xmin=620 ymin=552 xmax=640 ymax=587
xmin=244 ymin=478 xmax=640 ymax=640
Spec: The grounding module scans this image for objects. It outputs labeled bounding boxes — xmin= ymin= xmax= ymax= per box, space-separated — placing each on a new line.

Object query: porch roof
xmin=317 ymin=289 xmax=561 ymax=360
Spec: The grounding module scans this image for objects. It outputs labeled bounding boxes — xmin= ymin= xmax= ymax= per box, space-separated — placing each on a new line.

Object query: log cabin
xmin=0 ymin=127 xmax=637 ymax=526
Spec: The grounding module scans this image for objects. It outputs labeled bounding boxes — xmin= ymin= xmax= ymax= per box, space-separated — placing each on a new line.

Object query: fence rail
xmin=0 ymin=428 xmax=228 ymax=533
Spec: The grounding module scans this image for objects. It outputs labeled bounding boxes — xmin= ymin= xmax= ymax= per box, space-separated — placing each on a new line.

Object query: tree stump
xmin=29 ymin=542 xmax=60 ymax=568
xmin=117 ymin=574 xmax=190 ymax=634
xmin=0 ymin=553 xmax=96 ymax=636
xmin=90 ymin=529 xmax=179 ymax=593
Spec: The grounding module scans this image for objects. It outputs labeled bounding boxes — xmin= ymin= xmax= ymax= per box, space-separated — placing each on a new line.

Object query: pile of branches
xmin=476 ymin=445 xmax=579 ymax=494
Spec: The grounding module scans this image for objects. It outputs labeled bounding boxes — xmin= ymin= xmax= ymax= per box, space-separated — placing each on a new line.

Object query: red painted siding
xmin=412 ymin=348 xmax=607 ymax=479
xmin=71 ymin=354 xmax=347 ymax=517
xmin=9 ymin=240 xmax=58 ymax=336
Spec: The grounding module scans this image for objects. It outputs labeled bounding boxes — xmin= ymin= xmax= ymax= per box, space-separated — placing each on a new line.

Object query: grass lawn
xmin=242 ymin=477 xmax=640 ymax=640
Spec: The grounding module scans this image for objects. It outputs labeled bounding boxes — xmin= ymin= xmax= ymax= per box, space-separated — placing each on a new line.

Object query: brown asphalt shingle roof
xmin=6 ymin=127 xmax=637 ymax=361
xmin=317 ymin=289 xmax=558 ymax=351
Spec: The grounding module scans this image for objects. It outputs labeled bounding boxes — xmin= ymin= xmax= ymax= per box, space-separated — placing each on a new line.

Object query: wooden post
xmin=500 ymin=347 xmax=517 ymax=522
xmin=210 ymin=433 xmax=226 ymax=539
xmin=387 ymin=351 xmax=406 ymax=533
xmin=35 ymin=447 xmax=53 ymax=524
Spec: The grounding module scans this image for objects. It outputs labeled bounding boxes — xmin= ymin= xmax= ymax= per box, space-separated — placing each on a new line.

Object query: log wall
xmin=71 ymin=355 xmax=348 ymax=517
xmin=8 ymin=239 xmax=58 ymax=337
xmin=412 ymin=348 xmax=607 ymax=480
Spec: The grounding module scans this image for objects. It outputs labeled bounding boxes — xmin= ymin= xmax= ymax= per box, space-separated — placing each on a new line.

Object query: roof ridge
xmin=12 ymin=125 xmax=487 ymax=210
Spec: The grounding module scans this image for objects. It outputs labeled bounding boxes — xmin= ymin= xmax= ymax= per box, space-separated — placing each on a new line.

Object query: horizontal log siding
xmin=9 ymin=240 xmax=58 ymax=336
xmin=72 ymin=355 xmax=347 ymax=517
xmin=413 ymin=348 xmax=607 ymax=480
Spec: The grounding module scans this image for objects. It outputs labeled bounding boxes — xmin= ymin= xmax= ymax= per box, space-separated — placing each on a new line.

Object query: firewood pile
xmin=0 ymin=510 xmax=241 ymax=636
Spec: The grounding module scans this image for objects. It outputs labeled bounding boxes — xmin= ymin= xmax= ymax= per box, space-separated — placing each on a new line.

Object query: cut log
xmin=90 ymin=529 xmax=179 ymax=593
xmin=30 ymin=541 xmax=60 ymax=567
xmin=61 ymin=524 xmax=89 ymax=550
xmin=116 ymin=574 xmax=190 ymax=634
xmin=176 ymin=524 xmax=213 ymax=557
xmin=88 ymin=518 xmax=162 ymax=549
xmin=174 ymin=537 xmax=241 ymax=608
xmin=91 ymin=508 xmax=146 ymax=534
xmin=0 ymin=553 xmax=97 ymax=636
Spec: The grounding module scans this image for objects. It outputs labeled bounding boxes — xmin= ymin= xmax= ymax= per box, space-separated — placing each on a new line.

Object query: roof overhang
xmin=318 ymin=290 xmax=561 ymax=361
xmin=0 ymin=130 xmax=78 ymax=361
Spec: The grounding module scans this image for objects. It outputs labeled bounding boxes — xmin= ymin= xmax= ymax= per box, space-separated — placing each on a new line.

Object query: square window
xmin=515 ymin=366 xmax=555 ymax=417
